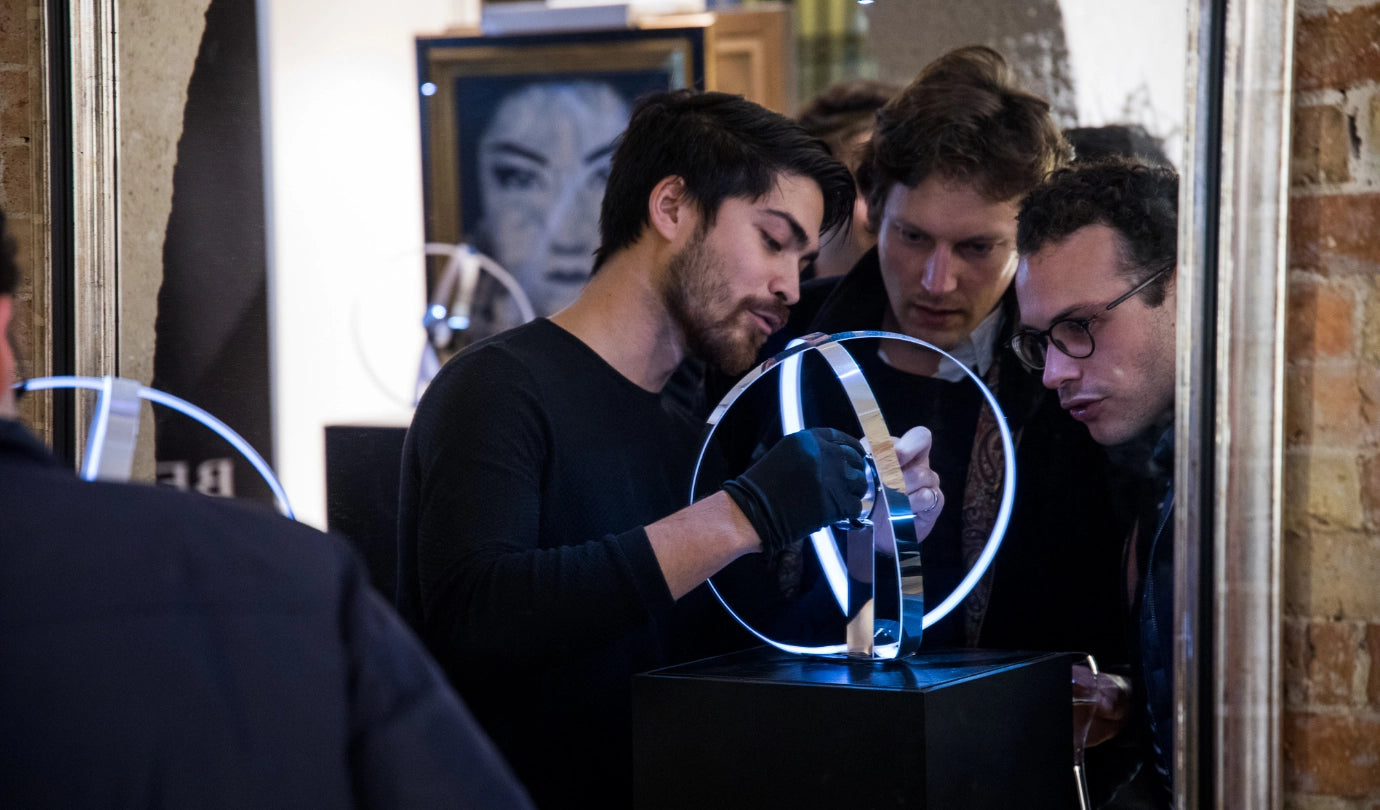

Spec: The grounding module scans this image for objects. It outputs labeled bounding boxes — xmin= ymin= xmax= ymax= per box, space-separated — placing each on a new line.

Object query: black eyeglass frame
xmin=1009 ymin=263 xmax=1174 ymax=371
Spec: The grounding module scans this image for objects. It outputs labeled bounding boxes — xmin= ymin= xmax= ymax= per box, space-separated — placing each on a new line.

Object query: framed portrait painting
xmin=416 ymin=27 xmax=706 ymax=354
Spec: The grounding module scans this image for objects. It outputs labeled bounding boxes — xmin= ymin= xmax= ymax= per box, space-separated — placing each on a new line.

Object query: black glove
xmin=722 ymin=427 xmax=869 ymax=556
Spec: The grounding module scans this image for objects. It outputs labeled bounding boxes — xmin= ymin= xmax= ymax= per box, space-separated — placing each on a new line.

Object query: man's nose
xmin=1041 ymin=345 xmax=1080 ymax=390
xmin=921 ymin=245 xmax=957 ymax=295
xmin=770 ymin=262 xmax=801 ymax=306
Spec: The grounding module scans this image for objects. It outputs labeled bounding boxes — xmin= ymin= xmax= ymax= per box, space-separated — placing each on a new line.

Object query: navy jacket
xmin=0 ymin=418 xmax=533 ymax=809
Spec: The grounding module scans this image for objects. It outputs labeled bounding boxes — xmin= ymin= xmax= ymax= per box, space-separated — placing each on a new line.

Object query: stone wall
xmin=0 ymin=0 xmax=49 ymax=436
xmin=1285 ymin=1 xmax=1380 ymax=804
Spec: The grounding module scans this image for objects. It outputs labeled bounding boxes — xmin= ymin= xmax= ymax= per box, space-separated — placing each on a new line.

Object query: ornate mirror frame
xmin=51 ymin=0 xmax=1292 ymax=803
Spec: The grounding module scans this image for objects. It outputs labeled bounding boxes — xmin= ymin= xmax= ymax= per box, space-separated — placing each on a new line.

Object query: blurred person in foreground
xmin=0 ymin=204 xmax=533 ymax=810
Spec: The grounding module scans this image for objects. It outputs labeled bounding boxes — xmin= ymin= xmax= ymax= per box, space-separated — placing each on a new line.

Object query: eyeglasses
xmin=1008 ymin=264 xmax=1172 ymax=371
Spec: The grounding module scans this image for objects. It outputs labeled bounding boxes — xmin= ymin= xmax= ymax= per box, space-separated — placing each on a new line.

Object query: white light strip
xmin=778 ymin=339 xmax=851 ymax=613
xmin=80 ymin=375 xmax=115 ymax=480
xmin=19 ymin=376 xmax=296 ymax=519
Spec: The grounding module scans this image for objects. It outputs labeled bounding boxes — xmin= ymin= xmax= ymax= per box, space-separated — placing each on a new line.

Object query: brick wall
xmin=1285 ymin=1 xmax=1380 ymax=805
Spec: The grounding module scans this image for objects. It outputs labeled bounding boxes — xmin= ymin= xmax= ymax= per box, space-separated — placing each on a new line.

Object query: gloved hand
xmin=722 ymin=427 xmax=869 ymax=556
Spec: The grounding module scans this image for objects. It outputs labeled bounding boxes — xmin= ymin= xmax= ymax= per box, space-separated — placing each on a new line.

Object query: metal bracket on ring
xmin=691 ymin=330 xmax=1016 ymax=659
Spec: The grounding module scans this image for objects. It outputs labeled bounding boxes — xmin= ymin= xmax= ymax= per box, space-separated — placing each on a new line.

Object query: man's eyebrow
xmin=582 ymin=141 xmax=618 ymax=165
xmin=1048 ymin=300 xmax=1100 ymax=324
xmin=762 ymin=209 xmax=811 ymax=251
xmin=1017 ymin=299 xmax=1099 ymax=332
xmin=488 ymin=141 xmax=548 ymax=166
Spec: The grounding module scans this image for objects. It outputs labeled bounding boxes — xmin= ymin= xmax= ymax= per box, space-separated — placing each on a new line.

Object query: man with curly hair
xmin=1013 ymin=158 xmax=1180 ymax=807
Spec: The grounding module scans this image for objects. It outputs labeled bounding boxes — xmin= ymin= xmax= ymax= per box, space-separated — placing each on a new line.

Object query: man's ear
xmin=648 ymin=175 xmax=694 ymax=242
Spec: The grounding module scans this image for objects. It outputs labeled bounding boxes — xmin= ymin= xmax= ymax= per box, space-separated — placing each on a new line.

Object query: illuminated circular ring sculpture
xmin=690 ymin=331 xmax=1016 ymax=659
xmin=19 ymin=376 xmax=295 ymax=519
xmin=416 ymin=242 xmax=536 ymax=404
xmin=421 ymin=242 xmax=535 ymax=341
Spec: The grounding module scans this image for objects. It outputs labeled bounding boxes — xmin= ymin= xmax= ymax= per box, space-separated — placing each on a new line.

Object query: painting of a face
xmin=475 ymin=82 xmax=629 ymax=317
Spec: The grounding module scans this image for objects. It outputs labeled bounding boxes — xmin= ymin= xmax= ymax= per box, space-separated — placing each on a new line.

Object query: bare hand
xmin=1072 ymin=663 xmax=1132 ymax=754
xmin=895 ymin=426 xmax=943 ymax=541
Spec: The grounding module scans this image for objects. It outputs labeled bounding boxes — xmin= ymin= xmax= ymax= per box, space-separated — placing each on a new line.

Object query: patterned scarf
xmin=959 ymin=355 xmax=1026 ymax=646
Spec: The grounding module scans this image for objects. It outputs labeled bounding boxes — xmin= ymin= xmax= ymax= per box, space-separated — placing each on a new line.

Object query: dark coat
xmin=0 ymin=418 xmax=533 ymax=810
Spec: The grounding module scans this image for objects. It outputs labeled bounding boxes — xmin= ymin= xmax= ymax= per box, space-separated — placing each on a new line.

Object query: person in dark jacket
xmin=1014 ymin=158 xmax=1180 ymax=807
xmin=396 ymin=90 xmax=946 ymax=810
xmin=0 ymin=207 xmax=534 ymax=810
xmin=758 ymin=45 xmax=1145 ymax=806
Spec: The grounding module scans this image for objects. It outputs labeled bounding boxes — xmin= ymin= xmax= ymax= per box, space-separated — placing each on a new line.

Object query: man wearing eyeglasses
xmin=1013 ymin=158 xmax=1179 ymax=807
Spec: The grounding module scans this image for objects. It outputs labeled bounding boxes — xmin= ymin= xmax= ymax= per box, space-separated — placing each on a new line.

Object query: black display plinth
xmin=634 ymin=646 xmax=1073 ymax=809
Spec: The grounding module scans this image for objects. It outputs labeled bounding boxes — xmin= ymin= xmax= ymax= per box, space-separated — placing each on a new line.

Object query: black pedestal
xmin=634 ymin=646 xmax=1073 ymax=809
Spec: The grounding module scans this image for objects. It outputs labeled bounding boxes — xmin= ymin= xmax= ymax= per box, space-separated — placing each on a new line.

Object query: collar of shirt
xmin=932 ymin=305 xmax=1005 ymax=382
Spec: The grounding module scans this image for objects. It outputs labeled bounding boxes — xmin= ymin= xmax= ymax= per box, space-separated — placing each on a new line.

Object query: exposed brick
xmin=1371 ymin=95 xmax=1380 ymax=163
xmin=1366 ymin=281 xmax=1380 ymax=365
xmin=1307 ymin=453 xmax=1364 ymax=530
xmin=1358 ymin=364 xmax=1380 ymax=432
xmin=1310 ymin=620 xmax=1364 ymax=705
xmin=1363 ymin=450 xmax=1380 ymax=529
xmin=1289 ymin=194 xmax=1380 ymax=272
xmin=1288 ymin=276 xmax=1357 ymax=360
xmin=1295 ymin=6 xmax=1380 ymax=92
xmin=1284 ymin=795 xmax=1367 ymax=810
xmin=1288 ymin=617 xmax=1312 ymax=707
xmin=1283 ymin=711 xmax=1380 ymax=796
xmin=1294 ymin=105 xmax=1353 ymax=186
xmin=1287 ymin=362 xmax=1365 ymax=445
xmin=1285 ymin=526 xmax=1380 ymax=617
xmin=1369 ymin=624 xmax=1380 ymax=707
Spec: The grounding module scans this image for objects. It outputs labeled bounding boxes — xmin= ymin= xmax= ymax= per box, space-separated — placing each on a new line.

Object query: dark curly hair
xmin=858 ymin=45 xmax=1069 ymax=231
xmin=593 ymin=90 xmax=855 ymax=272
xmin=0 ymin=206 xmax=16 ymax=296
xmin=1016 ymin=157 xmax=1179 ymax=306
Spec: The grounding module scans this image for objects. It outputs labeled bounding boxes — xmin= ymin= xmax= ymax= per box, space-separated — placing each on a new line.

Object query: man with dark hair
xmin=396 ymin=89 xmax=945 ymax=809
xmin=1013 ymin=158 xmax=1179 ymax=807
xmin=797 ymin=78 xmax=901 ymax=279
xmin=0 ymin=207 xmax=535 ymax=809
xmin=1064 ymin=123 xmax=1174 ymax=169
xmin=775 ymin=44 xmax=1127 ymax=651
xmin=763 ymin=47 xmax=1138 ymax=801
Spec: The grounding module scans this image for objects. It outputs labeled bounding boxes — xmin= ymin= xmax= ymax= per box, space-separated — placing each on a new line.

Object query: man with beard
xmin=1013 ymin=159 xmax=1179 ymax=807
xmin=395 ymin=90 xmax=945 ymax=809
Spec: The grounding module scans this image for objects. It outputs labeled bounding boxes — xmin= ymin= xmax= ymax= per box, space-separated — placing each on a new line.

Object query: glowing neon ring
xmin=19 ymin=376 xmax=295 ymax=519
xmin=690 ymin=330 xmax=1015 ymax=656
